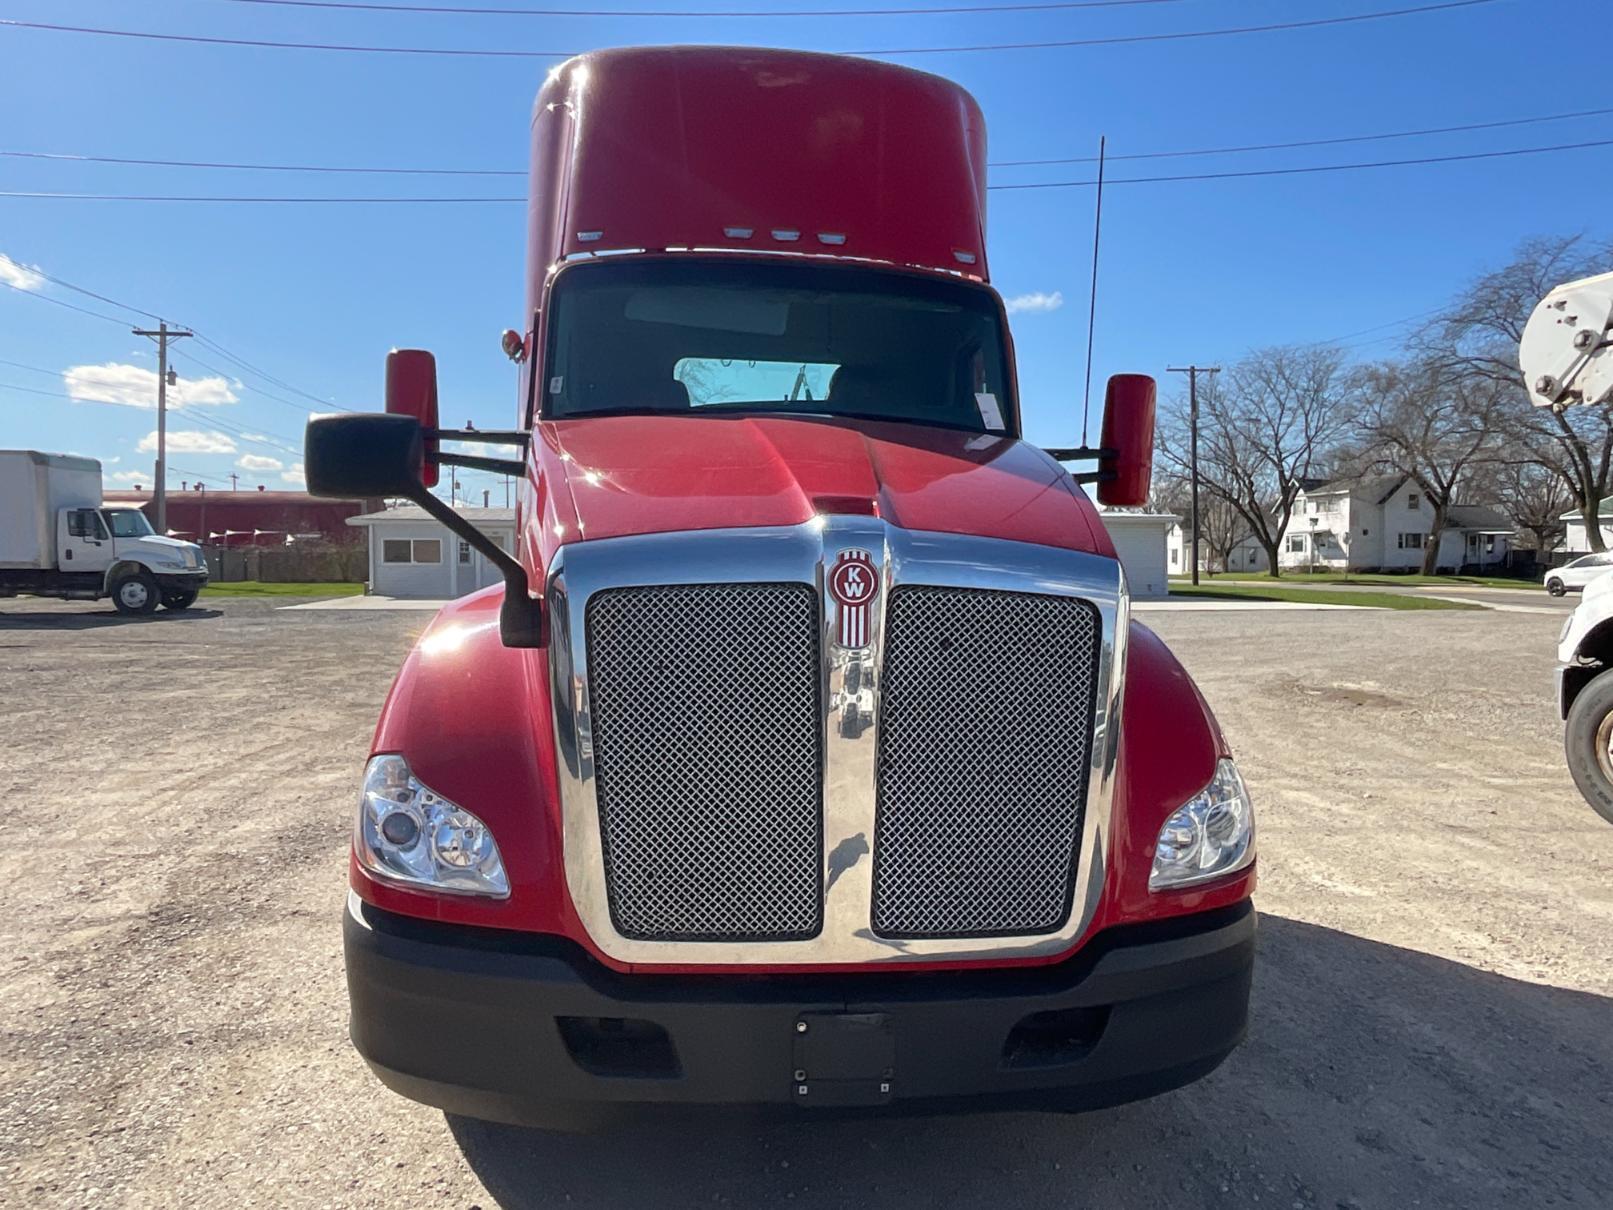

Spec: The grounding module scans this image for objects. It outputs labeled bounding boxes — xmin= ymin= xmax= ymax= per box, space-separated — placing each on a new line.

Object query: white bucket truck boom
xmin=0 ymin=451 xmax=208 ymax=615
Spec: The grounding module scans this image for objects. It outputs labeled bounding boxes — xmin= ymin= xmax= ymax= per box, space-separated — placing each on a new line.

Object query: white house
xmin=346 ymin=504 xmax=517 ymax=599
xmin=1165 ymin=522 xmax=1269 ymax=575
xmin=1278 ymin=476 xmax=1512 ymax=572
xmin=1095 ymin=508 xmax=1177 ymax=597
xmin=1560 ymin=498 xmax=1613 ymax=553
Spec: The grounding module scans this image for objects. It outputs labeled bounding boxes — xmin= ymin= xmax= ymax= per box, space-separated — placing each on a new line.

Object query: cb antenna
xmin=1080 ymin=134 xmax=1107 ymax=446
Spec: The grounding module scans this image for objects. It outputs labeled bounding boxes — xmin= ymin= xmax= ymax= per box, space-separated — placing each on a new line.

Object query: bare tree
xmin=1152 ymin=472 xmax=1249 ymax=573
xmin=1158 ymin=345 xmax=1354 ymax=578
xmin=1355 ymin=359 xmax=1506 ymax=574
xmin=1418 ymin=234 xmax=1613 ymax=551
xmin=1483 ymin=460 xmax=1572 ymax=553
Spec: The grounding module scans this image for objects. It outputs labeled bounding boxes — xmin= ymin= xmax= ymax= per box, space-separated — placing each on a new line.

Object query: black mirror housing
xmin=306 ymin=413 xmax=425 ymax=499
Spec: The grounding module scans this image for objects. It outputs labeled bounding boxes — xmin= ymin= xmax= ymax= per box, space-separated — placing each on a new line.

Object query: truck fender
xmin=1558 ymin=578 xmax=1613 ymax=716
xmin=103 ymin=559 xmax=149 ymax=593
xmin=356 ymin=584 xmax=595 ymax=946
xmin=1097 ymin=621 xmax=1255 ymax=930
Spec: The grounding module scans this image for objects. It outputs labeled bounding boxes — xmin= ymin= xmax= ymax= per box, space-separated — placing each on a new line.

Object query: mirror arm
xmin=1044 ymin=445 xmax=1118 ymax=461
xmin=405 ymin=486 xmax=546 ymax=648
xmin=427 ymin=428 xmax=530 ymax=447
xmin=1068 ymin=469 xmax=1117 ymax=485
xmin=436 ymin=452 xmax=526 ymax=476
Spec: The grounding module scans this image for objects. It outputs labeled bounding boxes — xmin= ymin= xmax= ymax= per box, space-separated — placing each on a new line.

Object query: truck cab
xmin=308 ymin=47 xmax=1256 ymax=1127
xmin=0 ymin=451 xmax=208 ymax=614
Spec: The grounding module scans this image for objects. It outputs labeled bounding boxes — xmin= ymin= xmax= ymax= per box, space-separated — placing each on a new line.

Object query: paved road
xmin=2 ymin=597 xmax=1608 ymax=1209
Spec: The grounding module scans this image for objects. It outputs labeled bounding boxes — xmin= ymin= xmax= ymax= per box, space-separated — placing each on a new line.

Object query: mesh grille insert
xmin=586 ymin=583 xmax=823 ymax=941
xmin=872 ymin=587 xmax=1100 ymax=939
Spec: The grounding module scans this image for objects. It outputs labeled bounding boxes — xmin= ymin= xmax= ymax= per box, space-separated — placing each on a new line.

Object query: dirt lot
xmin=2 ymin=596 xmax=1609 ymax=1209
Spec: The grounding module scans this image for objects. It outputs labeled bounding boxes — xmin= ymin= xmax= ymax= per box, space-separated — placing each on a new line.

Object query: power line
xmin=27 ymin=265 xmax=170 ymax=323
xmin=2 ymin=267 xmax=342 ymax=411
xmin=990 ymin=105 xmax=1613 ymax=167
xmin=5 ymin=133 xmax=1608 ymax=203
xmin=1 ymin=279 xmax=129 ymax=325
xmin=10 ymin=103 xmax=1610 ymax=179
xmin=0 ymin=2 xmax=1506 ymax=60
xmin=191 ymin=333 xmax=344 ymax=410
xmin=203 ymin=0 xmax=1192 ymax=15
xmin=985 ymin=136 xmax=1613 ymax=188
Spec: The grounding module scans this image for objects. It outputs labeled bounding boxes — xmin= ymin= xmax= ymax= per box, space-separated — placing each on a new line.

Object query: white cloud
xmin=137 ymin=430 xmax=237 ymax=455
xmin=0 ymin=253 xmax=45 ymax=292
xmin=62 ymin=362 xmax=239 ymax=409
xmin=1003 ymin=290 xmax=1065 ymax=315
xmin=108 ymin=470 xmax=150 ymax=484
xmin=282 ymin=462 xmax=306 ymax=487
xmin=237 ymin=454 xmax=283 ymax=472
xmin=241 ymin=432 xmax=272 ymax=442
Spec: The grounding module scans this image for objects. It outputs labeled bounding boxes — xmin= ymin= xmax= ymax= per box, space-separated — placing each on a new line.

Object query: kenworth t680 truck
xmin=307 ymin=47 xmax=1257 ymax=1126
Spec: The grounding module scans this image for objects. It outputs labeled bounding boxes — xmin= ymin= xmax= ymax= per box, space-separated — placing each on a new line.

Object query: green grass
xmin=1170 ymin=584 xmax=1483 ymax=610
xmin=200 ymin=581 xmax=364 ymax=598
xmin=1173 ymin=571 xmax=1539 ymax=590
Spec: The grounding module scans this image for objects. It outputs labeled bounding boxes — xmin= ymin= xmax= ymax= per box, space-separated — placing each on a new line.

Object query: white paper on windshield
xmin=974 ymin=392 xmax=1005 ymax=430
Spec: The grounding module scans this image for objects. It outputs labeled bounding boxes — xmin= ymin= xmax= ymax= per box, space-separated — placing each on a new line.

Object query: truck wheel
xmin=1564 ymin=669 xmax=1613 ymax=825
xmin=1547 ymin=577 xmax=1567 ymax=597
xmin=111 ymin=571 xmax=160 ymax=616
xmin=162 ymin=590 xmax=199 ymax=611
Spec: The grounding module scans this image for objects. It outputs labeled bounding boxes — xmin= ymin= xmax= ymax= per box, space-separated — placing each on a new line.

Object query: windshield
xmin=104 ymin=508 xmax=156 ymax=538
xmin=543 ymin=259 xmax=1014 ymax=434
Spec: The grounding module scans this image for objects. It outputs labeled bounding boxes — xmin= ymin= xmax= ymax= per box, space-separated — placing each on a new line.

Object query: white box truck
xmin=0 ymin=451 xmax=208 ymax=614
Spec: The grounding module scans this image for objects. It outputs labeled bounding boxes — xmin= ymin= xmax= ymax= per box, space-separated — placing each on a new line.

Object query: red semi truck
xmin=307 ymin=46 xmax=1256 ymax=1126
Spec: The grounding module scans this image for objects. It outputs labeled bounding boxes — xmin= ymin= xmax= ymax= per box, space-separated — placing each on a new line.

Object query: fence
xmin=204 ymin=544 xmax=367 ymax=584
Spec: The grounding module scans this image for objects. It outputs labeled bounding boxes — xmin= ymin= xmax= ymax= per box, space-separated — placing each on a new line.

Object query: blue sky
xmin=1 ymin=0 xmax=1607 ymax=501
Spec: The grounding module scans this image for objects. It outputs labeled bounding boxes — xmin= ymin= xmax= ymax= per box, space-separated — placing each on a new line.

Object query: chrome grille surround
xmin=872 ymin=587 xmax=1101 ymax=938
xmin=585 ymin=583 xmax=823 ymax=941
xmin=547 ymin=517 xmax=1127 ymax=967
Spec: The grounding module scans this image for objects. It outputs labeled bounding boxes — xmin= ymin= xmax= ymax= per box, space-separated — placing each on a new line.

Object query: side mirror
xmin=1097 ymin=373 xmax=1156 ymax=507
xmin=305 ymin=413 xmax=425 ymax=499
xmin=385 ymin=349 xmax=440 ymax=488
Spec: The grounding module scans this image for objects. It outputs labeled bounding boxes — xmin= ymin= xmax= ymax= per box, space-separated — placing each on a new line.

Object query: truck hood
xmin=128 ymin=534 xmax=203 ymax=563
xmin=536 ymin=414 xmax=1111 ymax=555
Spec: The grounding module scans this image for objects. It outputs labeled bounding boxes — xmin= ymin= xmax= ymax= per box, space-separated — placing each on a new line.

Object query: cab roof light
xmin=817 ymin=232 xmax=847 ymax=246
xmin=723 ymin=226 xmax=754 ymax=239
xmin=771 ymin=228 xmax=801 ymax=242
xmin=576 ymin=230 xmax=603 ymax=242
xmin=952 ymin=249 xmax=978 ymax=265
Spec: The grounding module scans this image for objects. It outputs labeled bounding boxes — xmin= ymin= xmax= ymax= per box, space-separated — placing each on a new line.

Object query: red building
xmin=104 ymin=486 xmax=382 ymax=546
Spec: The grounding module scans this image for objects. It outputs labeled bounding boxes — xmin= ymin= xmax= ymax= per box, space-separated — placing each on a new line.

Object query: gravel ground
xmin=2 ymin=596 xmax=1609 ymax=1209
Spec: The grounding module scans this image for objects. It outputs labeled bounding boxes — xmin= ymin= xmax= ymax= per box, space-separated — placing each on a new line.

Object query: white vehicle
xmin=1544 ymin=553 xmax=1613 ymax=596
xmin=1522 ymin=273 xmax=1613 ymax=818
xmin=0 ymin=450 xmax=208 ymax=615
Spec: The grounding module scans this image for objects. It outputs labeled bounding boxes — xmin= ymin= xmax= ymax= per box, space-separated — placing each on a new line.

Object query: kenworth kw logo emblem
xmin=828 ymin=548 xmax=880 ymax=649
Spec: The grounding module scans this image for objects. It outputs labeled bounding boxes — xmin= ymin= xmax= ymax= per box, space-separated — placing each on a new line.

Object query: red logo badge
xmin=828 ymin=549 xmax=879 ymax=648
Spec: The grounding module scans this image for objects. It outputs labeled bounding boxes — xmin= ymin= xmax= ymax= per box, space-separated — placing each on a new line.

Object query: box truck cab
xmin=0 ymin=451 xmax=208 ymax=614
xmin=307 ymin=47 xmax=1256 ymax=1127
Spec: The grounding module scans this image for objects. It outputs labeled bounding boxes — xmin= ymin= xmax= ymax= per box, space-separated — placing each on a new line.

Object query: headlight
xmin=1149 ymin=758 xmax=1255 ymax=891
xmin=356 ymin=754 xmax=509 ymax=897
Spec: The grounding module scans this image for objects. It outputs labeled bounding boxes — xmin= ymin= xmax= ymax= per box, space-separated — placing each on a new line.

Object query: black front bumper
xmin=344 ymin=897 xmax=1255 ymax=1128
xmin=154 ymin=570 xmax=209 ymax=591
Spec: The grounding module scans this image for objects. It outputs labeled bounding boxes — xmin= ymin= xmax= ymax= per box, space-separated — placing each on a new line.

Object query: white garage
xmin=1095 ymin=508 xmax=1178 ymax=598
xmin=347 ymin=504 xmax=516 ymax=600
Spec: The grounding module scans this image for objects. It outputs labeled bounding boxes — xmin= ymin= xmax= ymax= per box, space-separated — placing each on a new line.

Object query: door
xmin=58 ymin=508 xmax=113 ymax=572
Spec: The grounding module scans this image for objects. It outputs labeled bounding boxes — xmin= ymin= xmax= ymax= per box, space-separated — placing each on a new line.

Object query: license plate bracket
xmin=792 ymin=1012 xmax=894 ymax=1107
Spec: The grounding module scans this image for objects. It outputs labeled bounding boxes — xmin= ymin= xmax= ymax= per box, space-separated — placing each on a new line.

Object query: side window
xmin=1407 ymin=492 xmax=1420 ymax=509
xmin=382 ymin=539 xmax=412 ymax=564
xmin=412 ymin=539 xmax=442 ymax=564
xmin=458 ymin=540 xmax=472 ymax=565
xmin=67 ymin=509 xmax=92 ymax=538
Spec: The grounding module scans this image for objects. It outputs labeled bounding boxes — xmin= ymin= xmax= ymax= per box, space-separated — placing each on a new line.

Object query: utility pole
xmin=133 ymin=321 xmax=193 ymax=534
xmin=1166 ymin=365 xmax=1220 ymax=586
